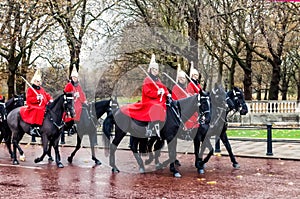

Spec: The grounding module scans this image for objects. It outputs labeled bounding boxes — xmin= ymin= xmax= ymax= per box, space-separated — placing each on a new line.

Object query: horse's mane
xmin=95 ymin=99 xmax=110 ymax=108
xmin=5 ymin=97 xmax=14 ymax=107
xmin=47 ymin=94 xmax=63 ymax=109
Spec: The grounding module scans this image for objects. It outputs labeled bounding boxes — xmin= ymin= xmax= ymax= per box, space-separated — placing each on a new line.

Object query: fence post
xmin=266 ymin=123 xmax=273 ymax=156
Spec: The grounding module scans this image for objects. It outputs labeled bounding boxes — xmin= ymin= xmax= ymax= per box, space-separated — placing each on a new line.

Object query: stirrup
xmin=30 ymin=127 xmax=41 ymax=137
xmin=145 ymin=125 xmax=152 ymax=137
xmin=154 ymin=123 xmax=160 ymax=138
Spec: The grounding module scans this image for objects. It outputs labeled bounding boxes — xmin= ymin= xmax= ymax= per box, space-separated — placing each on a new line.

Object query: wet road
xmin=0 ymin=144 xmax=300 ymax=199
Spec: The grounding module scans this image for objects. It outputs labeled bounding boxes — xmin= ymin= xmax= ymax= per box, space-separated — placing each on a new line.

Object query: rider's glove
xmin=36 ymin=94 xmax=43 ymax=101
xmin=166 ymin=94 xmax=173 ymax=105
xmin=157 ymin=88 xmax=165 ymax=95
xmin=74 ymin=92 xmax=80 ymax=98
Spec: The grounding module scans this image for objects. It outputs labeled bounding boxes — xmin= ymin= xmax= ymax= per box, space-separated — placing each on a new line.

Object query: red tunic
xmin=63 ymin=81 xmax=86 ymax=121
xmin=186 ymin=81 xmax=202 ymax=95
xmin=20 ymin=86 xmax=53 ymax=125
xmin=176 ymin=82 xmax=201 ymax=129
xmin=121 ymin=77 xmax=169 ymax=122
xmin=172 ymin=84 xmax=188 ymax=100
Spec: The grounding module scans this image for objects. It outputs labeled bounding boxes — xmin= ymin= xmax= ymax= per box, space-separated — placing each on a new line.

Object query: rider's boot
xmin=30 ymin=126 xmax=41 ymax=137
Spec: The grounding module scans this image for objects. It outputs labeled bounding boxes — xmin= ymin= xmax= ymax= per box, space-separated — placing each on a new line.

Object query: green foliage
xmin=227 ymin=129 xmax=300 ymax=139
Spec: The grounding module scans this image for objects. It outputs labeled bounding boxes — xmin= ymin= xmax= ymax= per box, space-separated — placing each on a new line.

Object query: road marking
xmin=0 ymin=163 xmax=42 ymax=170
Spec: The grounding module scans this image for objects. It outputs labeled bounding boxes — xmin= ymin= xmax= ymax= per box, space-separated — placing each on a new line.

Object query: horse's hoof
xmin=57 ymin=163 xmax=64 ymax=168
xmin=48 ymin=157 xmax=54 ymax=162
xmin=13 ymin=160 xmax=19 ymax=165
xmin=139 ymin=168 xmax=145 ymax=173
xmin=95 ymin=160 xmax=102 ymax=165
xmin=19 ymin=154 xmax=26 ymax=162
xmin=174 ymin=172 xmax=182 ymax=178
xmin=198 ymin=169 xmax=205 ymax=174
xmin=67 ymin=156 xmax=73 ymax=163
xmin=233 ymin=163 xmax=240 ymax=169
xmin=112 ymin=168 xmax=120 ymax=173
xmin=60 ymin=141 xmax=65 ymax=144
xmin=145 ymin=158 xmax=153 ymax=165
xmin=175 ymin=159 xmax=181 ymax=166
xmin=34 ymin=158 xmax=40 ymax=163
xmin=155 ymin=163 xmax=163 ymax=170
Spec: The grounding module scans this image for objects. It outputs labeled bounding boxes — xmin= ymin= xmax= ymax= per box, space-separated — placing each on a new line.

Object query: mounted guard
xmin=120 ymin=54 xmax=171 ymax=137
xmin=19 ymin=69 xmax=53 ymax=136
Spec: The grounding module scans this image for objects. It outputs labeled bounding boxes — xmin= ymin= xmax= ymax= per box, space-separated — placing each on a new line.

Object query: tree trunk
xmin=243 ymin=49 xmax=253 ymax=100
xmin=7 ymin=69 xmax=16 ymax=98
xmin=268 ymin=59 xmax=281 ymax=100
xmin=68 ymin=40 xmax=81 ymax=77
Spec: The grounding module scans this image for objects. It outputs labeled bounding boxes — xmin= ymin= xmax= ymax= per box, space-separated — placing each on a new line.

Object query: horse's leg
xmin=47 ymin=140 xmax=54 ymax=162
xmin=53 ymin=137 xmax=64 ymax=168
xmin=193 ymin=129 xmax=202 ymax=170
xmin=196 ymin=125 xmax=214 ymax=174
xmin=138 ymin=137 xmax=148 ymax=155
xmin=89 ymin=133 xmax=101 ymax=165
xmin=130 ymin=137 xmax=145 ymax=173
xmin=2 ymin=131 xmax=13 ymax=159
xmin=11 ymin=137 xmax=19 ymax=165
xmin=34 ymin=137 xmax=48 ymax=163
xmin=67 ymin=134 xmax=81 ymax=163
xmin=144 ymin=137 xmax=156 ymax=165
xmin=153 ymin=137 xmax=164 ymax=169
xmin=109 ymin=126 xmax=126 ymax=173
xmin=11 ymin=132 xmax=25 ymax=164
xmin=167 ymin=139 xmax=181 ymax=178
xmin=220 ymin=124 xmax=239 ymax=168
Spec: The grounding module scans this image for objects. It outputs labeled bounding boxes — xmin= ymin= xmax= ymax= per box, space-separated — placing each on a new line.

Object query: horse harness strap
xmin=167 ymin=101 xmax=183 ymax=128
xmin=46 ymin=107 xmax=65 ymax=130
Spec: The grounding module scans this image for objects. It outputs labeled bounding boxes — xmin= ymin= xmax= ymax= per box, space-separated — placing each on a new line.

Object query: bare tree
xmin=0 ymin=0 xmax=54 ymax=97
xmin=46 ymin=0 xmax=117 ymax=75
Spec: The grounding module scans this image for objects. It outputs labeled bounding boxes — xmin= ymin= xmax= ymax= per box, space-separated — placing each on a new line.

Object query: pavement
xmin=18 ymin=130 xmax=300 ymax=161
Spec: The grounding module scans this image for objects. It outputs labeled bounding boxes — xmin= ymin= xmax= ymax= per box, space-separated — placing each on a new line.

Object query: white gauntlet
xmin=157 ymin=88 xmax=165 ymax=95
xmin=74 ymin=92 xmax=80 ymax=98
xmin=36 ymin=94 xmax=43 ymax=101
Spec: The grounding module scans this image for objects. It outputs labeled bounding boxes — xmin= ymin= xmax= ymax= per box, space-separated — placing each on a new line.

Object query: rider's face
xmin=71 ymin=76 xmax=78 ymax=82
xmin=178 ymin=77 xmax=186 ymax=84
xmin=34 ymin=80 xmax=41 ymax=86
xmin=151 ymin=68 xmax=159 ymax=76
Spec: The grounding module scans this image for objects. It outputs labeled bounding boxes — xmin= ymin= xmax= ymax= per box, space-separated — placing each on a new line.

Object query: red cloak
xmin=20 ymin=86 xmax=53 ymax=125
xmin=121 ymin=77 xmax=169 ymax=122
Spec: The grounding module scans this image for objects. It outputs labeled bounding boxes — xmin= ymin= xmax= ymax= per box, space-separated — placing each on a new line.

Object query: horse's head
xmin=198 ymin=90 xmax=211 ymax=124
xmin=109 ymin=97 xmax=119 ymax=114
xmin=227 ymin=87 xmax=248 ymax=115
xmin=13 ymin=94 xmax=25 ymax=108
xmin=64 ymin=92 xmax=75 ymax=118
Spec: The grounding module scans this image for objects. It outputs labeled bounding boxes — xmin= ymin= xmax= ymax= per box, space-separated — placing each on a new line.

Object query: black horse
xmin=63 ymin=98 xmax=119 ymax=165
xmin=7 ymin=92 xmax=75 ymax=168
xmin=196 ymin=85 xmax=248 ymax=173
xmin=0 ymin=94 xmax=25 ymax=158
xmin=103 ymin=92 xmax=211 ymax=177
xmin=143 ymin=101 xmax=210 ymax=171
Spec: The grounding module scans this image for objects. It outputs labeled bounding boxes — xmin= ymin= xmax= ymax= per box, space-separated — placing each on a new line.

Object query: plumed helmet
xmin=147 ymin=54 xmax=159 ymax=73
xmin=176 ymin=64 xmax=186 ymax=82
xmin=30 ymin=68 xmax=42 ymax=84
xmin=70 ymin=67 xmax=79 ymax=78
xmin=189 ymin=61 xmax=199 ymax=78
xmin=64 ymin=82 xmax=74 ymax=93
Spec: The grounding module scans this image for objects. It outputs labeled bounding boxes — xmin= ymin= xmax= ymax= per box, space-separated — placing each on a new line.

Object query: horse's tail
xmin=102 ymin=113 xmax=114 ymax=157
